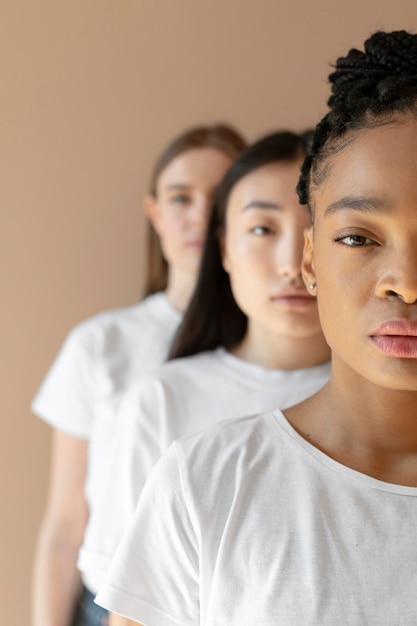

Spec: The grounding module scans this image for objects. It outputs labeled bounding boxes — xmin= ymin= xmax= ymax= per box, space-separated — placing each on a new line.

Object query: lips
xmin=372 ymin=321 xmax=417 ymax=336
xmin=186 ymin=239 xmax=205 ymax=249
xmin=272 ymin=288 xmax=314 ymax=299
xmin=271 ymin=290 xmax=316 ymax=307
xmin=370 ymin=320 xmax=417 ymax=358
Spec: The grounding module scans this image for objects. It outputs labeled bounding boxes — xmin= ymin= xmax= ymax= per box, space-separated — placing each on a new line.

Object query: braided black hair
xmin=297 ymin=30 xmax=417 ymax=214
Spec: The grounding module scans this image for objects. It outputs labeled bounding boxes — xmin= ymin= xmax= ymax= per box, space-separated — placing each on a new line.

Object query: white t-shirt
xmin=79 ymin=348 xmax=330 ymax=591
xmin=31 ymin=292 xmax=182 ymax=593
xmin=96 ymin=410 xmax=417 ymax=626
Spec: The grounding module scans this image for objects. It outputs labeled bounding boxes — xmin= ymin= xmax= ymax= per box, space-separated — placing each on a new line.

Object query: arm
xmin=31 ymin=430 xmax=89 ymax=626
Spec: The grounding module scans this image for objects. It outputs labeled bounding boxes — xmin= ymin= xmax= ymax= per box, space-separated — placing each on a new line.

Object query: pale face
xmin=145 ymin=147 xmax=233 ymax=275
xmin=303 ymin=116 xmax=417 ymax=390
xmin=223 ymin=160 xmax=322 ymax=340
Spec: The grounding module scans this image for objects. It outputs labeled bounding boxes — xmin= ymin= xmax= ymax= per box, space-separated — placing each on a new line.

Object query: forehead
xmin=228 ymin=160 xmax=303 ymax=205
xmin=312 ymin=117 xmax=417 ymax=217
xmin=157 ymin=147 xmax=232 ymax=190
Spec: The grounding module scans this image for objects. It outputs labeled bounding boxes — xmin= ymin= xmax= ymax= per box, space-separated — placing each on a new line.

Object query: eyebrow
xmin=324 ymin=196 xmax=389 ymax=217
xmin=243 ymin=200 xmax=282 ymax=211
xmin=165 ymin=184 xmax=192 ymax=191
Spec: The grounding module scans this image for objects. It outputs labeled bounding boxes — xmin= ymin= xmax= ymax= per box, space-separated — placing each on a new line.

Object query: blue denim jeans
xmin=71 ymin=586 xmax=109 ymax=626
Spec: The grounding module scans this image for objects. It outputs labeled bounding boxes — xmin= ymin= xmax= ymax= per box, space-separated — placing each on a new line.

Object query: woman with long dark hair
xmin=87 ymin=131 xmax=330 ymax=602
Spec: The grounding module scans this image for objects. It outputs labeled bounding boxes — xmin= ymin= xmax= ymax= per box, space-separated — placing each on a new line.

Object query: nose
xmin=374 ymin=243 xmax=417 ymax=304
xmin=275 ymin=228 xmax=304 ymax=283
xmin=189 ymin=196 xmax=212 ymax=230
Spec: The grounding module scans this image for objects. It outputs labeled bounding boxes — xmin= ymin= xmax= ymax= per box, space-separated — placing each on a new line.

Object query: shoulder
xmin=149 ymin=349 xmax=224 ymax=384
xmin=61 ymin=303 xmax=141 ymax=345
xmin=175 ymin=411 xmax=282 ymax=478
xmin=156 ymin=411 xmax=287 ymax=522
xmin=75 ymin=294 xmax=172 ymax=331
xmin=65 ymin=293 xmax=180 ymax=349
xmin=120 ymin=350 xmax=223 ymax=409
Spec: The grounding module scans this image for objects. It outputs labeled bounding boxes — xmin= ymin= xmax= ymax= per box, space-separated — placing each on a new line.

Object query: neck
xmin=327 ymin=359 xmax=417 ymax=449
xmin=230 ymin=321 xmax=330 ymax=370
xmin=164 ymin=266 xmax=198 ymax=313
xmin=285 ymin=356 xmax=417 ymax=485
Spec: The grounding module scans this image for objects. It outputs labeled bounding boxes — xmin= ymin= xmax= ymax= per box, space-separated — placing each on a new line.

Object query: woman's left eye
xmin=172 ymin=195 xmax=190 ymax=204
xmin=251 ymin=225 xmax=271 ymax=236
xmin=335 ymin=233 xmax=374 ymax=247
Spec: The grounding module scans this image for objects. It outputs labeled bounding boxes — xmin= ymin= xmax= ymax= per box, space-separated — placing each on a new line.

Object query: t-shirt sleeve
xmin=95 ymin=443 xmax=200 ymax=626
xmin=31 ymin=322 xmax=98 ymax=439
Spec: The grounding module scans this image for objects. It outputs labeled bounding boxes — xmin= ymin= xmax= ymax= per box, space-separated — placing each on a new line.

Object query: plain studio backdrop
xmin=2 ymin=0 xmax=417 ymax=621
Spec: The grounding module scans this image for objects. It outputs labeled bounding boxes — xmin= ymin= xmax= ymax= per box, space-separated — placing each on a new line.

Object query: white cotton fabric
xmin=31 ymin=292 xmax=182 ymax=593
xmin=96 ymin=410 xmax=417 ymax=626
xmin=79 ymin=348 xmax=330 ymax=591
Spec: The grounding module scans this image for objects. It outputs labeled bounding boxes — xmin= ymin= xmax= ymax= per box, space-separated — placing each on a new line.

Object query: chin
xmin=282 ymin=319 xmax=323 ymax=337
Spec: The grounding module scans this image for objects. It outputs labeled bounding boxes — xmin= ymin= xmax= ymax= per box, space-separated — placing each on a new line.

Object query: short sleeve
xmin=95 ymin=443 xmax=200 ymax=626
xmin=31 ymin=322 xmax=98 ymax=438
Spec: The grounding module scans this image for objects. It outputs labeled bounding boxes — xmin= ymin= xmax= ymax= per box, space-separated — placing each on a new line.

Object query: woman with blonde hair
xmin=31 ymin=123 xmax=245 ymax=626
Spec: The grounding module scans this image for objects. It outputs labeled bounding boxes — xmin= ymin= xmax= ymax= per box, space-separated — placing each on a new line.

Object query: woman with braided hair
xmin=96 ymin=30 xmax=417 ymax=624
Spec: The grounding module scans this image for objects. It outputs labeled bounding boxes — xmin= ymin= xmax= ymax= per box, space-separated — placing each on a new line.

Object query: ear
xmin=302 ymin=227 xmax=317 ymax=295
xmin=218 ymin=230 xmax=230 ymax=274
xmin=143 ymin=194 xmax=162 ymax=235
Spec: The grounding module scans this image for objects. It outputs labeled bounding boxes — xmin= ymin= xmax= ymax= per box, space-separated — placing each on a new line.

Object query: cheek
xmin=312 ymin=244 xmax=347 ymax=336
xmin=227 ymin=244 xmax=268 ymax=313
xmin=315 ymin=256 xmax=370 ymax=348
xmin=224 ymin=233 xmax=263 ymax=278
xmin=155 ymin=216 xmax=188 ymax=264
xmin=228 ymin=269 xmax=260 ymax=317
xmin=317 ymin=247 xmax=372 ymax=300
xmin=156 ymin=211 xmax=188 ymax=250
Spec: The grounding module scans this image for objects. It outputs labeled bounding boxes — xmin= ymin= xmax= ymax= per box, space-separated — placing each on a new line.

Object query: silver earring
xmin=309 ymin=283 xmax=316 ymax=290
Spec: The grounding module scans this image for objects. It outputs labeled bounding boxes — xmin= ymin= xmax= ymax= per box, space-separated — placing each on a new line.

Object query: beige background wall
xmin=2 ymin=1 xmax=417 ymax=621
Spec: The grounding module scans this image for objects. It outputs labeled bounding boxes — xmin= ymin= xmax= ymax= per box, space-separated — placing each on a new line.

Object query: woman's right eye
xmin=334 ymin=233 xmax=375 ymax=247
xmin=250 ymin=225 xmax=272 ymax=236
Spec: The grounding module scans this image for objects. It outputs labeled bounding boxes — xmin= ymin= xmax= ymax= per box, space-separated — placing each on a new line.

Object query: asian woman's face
xmin=303 ymin=116 xmax=417 ymax=390
xmin=145 ymin=147 xmax=233 ymax=275
xmin=222 ymin=160 xmax=322 ymax=340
